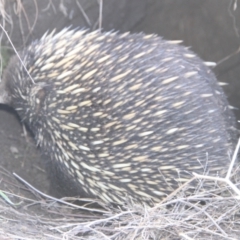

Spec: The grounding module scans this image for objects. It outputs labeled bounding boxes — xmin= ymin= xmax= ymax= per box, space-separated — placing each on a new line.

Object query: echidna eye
xmin=35 ymin=88 xmax=46 ymax=101
xmin=30 ymin=85 xmax=47 ymax=114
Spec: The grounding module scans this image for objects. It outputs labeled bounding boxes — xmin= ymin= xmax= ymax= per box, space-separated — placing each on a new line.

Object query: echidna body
xmin=0 ymin=29 xmax=237 ymax=205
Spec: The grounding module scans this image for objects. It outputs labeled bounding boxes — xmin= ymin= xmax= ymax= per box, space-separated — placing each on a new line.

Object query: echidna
xmin=0 ymin=28 xmax=237 ymax=205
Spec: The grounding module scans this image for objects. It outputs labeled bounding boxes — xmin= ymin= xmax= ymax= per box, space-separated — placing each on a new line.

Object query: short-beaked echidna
xmin=0 ymin=28 xmax=237 ymax=205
